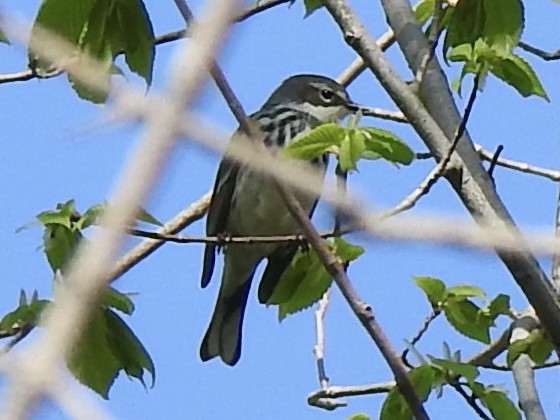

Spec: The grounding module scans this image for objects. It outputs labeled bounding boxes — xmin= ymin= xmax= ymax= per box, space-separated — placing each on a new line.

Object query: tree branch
xmin=0 ymin=0 xmax=292 ymax=85
xmin=518 ymin=41 xmax=560 ymax=61
xmin=323 ymin=0 xmax=560 ymax=355
xmin=509 ymin=312 xmax=547 ymax=420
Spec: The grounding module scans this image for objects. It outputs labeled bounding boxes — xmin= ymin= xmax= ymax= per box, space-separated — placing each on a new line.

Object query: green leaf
xmin=304 ymin=0 xmax=323 ymax=17
xmin=68 ymin=309 xmax=121 ymax=399
xmin=471 ymin=382 xmax=521 ymax=420
xmin=486 ymin=294 xmax=510 ymax=319
xmin=29 ymin=0 xmax=96 ymax=72
xmin=443 ymin=0 xmax=485 ymax=56
xmin=273 ymin=248 xmax=333 ymax=320
xmin=489 ymin=53 xmax=549 ymax=100
xmin=115 ymin=0 xmax=155 ymax=84
xmin=37 ymin=199 xmax=77 ymax=228
xmin=346 ymin=414 xmax=370 ymax=420
xmin=270 ymin=238 xmax=362 ymax=320
xmin=103 ymin=287 xmax=135 ymax=315
xmin=42 ymin=224 xmax=83 ymax=273
xmin=338 ymin=131 xmax=365 ymax=172
xmin=104 ymin=310 xmax=155 ymax=388
xmin=360 ymin=128 xmax=414 ymax=165
xmin=507 ymin=329 xmax=554 ymax=366
xmin=136 ymin=207 xmax=163 ymax=227
xmin=283 ymin=123 xmax=346 ymax=159
xmin=29 ymin=0 xmax=155 ymax=102
xmin=413 ymin=276 xmax=446 ymax=305
xmin=413 ymin=0 xmax=435 ymax=24
xmin=444 ymin=299 xmax=491 ymax=343
xmin=445 ymin=284 xmax=485 ymax=299
xmin=332 ymin=237 xmax=364 ymax=262
xmin=68 ymin=308 xmax=154 ymax=398
xmin=76 ymin=204 xmax=105 ymax=229
xmin=430 ymin=358 xmax=479 ymax=383
xmin=482 ymin=0 xmax=524 ymax=55
xmin=0 ymin=294 xmax=50 ymax=335
xmin=380 ymin=365 xmax=434 ymax=420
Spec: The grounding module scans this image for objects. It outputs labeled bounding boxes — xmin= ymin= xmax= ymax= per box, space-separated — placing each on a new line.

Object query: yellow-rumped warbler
xmin=200 ymin=74 xmax=358 ymax=365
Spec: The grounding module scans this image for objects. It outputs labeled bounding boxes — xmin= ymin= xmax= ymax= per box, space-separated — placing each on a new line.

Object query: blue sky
xmin=0 ymin=0 xmax=559 ymax=419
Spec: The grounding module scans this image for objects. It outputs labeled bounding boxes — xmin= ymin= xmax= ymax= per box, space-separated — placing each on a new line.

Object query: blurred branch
xmin=108 ymin=191 xmax=211 ymax=282
xmin=0 ymin=0 xmax=292 ymax=85
xmin=518 ymin=41 xmax=560 ymax=61
xmin=323 ymin=0 xmax=560 ymax=352
xmin=0 ymin=0 xmax=240 ymax=417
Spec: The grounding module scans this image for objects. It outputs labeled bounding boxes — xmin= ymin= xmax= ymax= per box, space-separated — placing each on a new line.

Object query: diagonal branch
xmin=322 ymin=0 xmax=560 ymax=356
xmin=0 ymin=0 xmax=293 ymax=85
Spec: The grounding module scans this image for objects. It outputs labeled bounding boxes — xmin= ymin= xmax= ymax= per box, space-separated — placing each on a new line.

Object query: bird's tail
xmin=200 ymin=247 xmax=259 ymax=366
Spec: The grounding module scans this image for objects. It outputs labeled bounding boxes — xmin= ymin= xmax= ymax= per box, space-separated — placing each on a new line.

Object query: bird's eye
xmin=320 ymin=89 xmax=334 ymax=102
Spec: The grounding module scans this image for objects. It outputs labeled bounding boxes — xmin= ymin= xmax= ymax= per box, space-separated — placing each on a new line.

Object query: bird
xmin=199 ymin=74 xmax=358 ymax=365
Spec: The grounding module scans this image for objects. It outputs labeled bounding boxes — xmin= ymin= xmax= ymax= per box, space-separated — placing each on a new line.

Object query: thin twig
xmin=0 ymin=1 xmax=241 ymax=417
xmin=518 ymin=41 xmax=560 ymax=61
xmin=449 ymin=382 xmax=492 ymax=420
xmin=108 ymin=192 xmax=211 ymax=282
xmin=0 ymin=0 xmax=292 ymax=85
xmin=401 ymin=310 xmax=441 ymax=368
xmin=314 ymin=292 xmax=331 ymax=391
xmin=307 ymin=382 xmax=395 ymax=409
xmin=276 ymin=186 xmax=430 ymax=419
xmin=486 ymin=145 xmax=504 ymax=178
xmin=418 ymin=146 xmax=560 ymax=182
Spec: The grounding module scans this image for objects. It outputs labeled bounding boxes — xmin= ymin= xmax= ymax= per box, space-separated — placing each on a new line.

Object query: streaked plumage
xmin=200 ymin=74 xmax=357 ymax=365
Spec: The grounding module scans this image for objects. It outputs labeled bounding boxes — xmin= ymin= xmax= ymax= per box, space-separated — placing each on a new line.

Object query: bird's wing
xmin=200 ymin=155 xmax=240 ymax=288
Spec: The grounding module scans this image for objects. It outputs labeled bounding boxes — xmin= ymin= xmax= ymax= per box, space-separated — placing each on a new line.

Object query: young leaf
xmin=445 ymin=284 xmax=485 ymax=299
xmin=338 ymin=131 xmax=365 ymax=172
xmin=413 ymin=276 xmax=446 ymax=305
xmin=489 ymin=53 xmax=549 ymax=100
xmin=283 ymin=123 xmax=346 ymax=159
xmin=67 ymin=309 xmax=121 ymax=399
xmin=507 ymin=329 xmax=554 ymax=366
xmin=136 ymin=207 xmax=163 ymax=227
xmin=276 ymin=249 xmax=333 ymax=320
xmin=360 ymin=128 xmax=414 ymax=165
xmin=0 ymin=295 xmax=50 ymax=335
xmin=430 ymin=358 xmax=479 ymax=383
xmin=68 ymin=307 xmax=155 ymax=398
xmin=444 ymin=299 xmax=491 ymax=343
xmin=346 ymin=414 xmax=370 ymax=420
xmin=486 ymin=294 xmax=510 ymax=319
xmin=304 ymin=0 xmax=323 ymax=17
xmin=103 ymin=287 xmax=136 ymax=315
xmin=271 ymin=238 xmax=363 ymax=320
xmin=443 ymin=0 xmax=485 ymax=56
xmin=413 ymin=0 xmax=435 ymax=24
xmin=104 ymin=310 xmax=155 ymax=388
xmin=380 ymin=365 xmax=434 ymax=420
xmin=471 ymin=382 xmax=521 ymax=420
xmin=482 ymin=0 xmax=524 ymax=55
xmin=333 ymin=237 xmax=365 ymax=262
xmin=42 ymin=224 xmax=83 ymax=273
xmin=115 ymin=0 xmax=155 ymax=85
